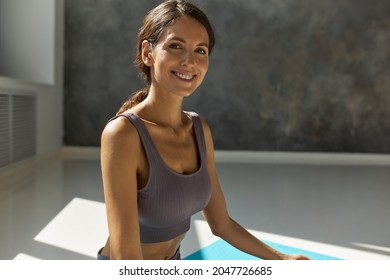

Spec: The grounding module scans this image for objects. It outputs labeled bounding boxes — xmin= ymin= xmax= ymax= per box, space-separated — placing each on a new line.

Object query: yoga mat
xmin=184 ymin=239 xmax=342 ymax=260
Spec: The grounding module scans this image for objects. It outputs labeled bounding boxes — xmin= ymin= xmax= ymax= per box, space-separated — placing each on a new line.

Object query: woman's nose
xmin=181 ymin=50 xmax=195 ymax=66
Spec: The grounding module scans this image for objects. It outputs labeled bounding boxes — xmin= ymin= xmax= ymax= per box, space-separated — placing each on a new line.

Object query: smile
xmin=172 ymin=71 xmax=195 ymax=81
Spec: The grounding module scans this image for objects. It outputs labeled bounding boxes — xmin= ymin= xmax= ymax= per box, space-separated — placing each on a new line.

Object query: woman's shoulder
xmin=187 ymin=111 xmax=212 ymax=139
xmin=101 ymin=113 xmax=140 ymax=147
xmin=186 ymin=111 xmax=206 ymax=123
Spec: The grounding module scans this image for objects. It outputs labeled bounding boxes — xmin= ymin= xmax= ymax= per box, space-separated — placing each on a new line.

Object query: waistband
xmin=97 ymin=247 xmax=181 ymax=260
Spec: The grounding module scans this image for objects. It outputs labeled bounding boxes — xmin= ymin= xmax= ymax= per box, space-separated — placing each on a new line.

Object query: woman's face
xmin=145 ymin=15 xmax=210 ymax=98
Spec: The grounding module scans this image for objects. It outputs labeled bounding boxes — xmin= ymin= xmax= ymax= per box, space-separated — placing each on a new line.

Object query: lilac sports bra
xmin=109 ymin=111 xmax=212 ymax=243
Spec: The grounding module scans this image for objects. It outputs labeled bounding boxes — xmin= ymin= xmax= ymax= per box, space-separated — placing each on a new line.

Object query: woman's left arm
xmin=200 ymin=119 xmax=309 ymax=260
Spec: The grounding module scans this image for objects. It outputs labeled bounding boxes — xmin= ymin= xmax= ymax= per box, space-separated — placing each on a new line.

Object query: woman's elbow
xmin=209 ymin=218 xmax=231 ymax=237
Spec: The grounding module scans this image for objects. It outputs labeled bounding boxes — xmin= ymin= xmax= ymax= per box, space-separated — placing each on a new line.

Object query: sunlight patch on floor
xmin=33 ymin=198 xmax=108 ymax=258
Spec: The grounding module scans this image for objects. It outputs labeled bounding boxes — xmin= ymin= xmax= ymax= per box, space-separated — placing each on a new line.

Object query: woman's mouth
xmin=172 ymin=71 xmax=195 ymax=81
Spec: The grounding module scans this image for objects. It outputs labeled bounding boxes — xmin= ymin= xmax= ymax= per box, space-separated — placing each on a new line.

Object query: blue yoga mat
xmin=184 ymin=239 xmax=342 ymax=260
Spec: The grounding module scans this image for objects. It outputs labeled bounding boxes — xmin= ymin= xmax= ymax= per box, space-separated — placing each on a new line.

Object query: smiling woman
xmin=143 ymin=16 xmax=210 ymax=97
xmin=117 ymin=0 xmax=215 ymax=113
xmin=98 ymin=0 xmax=310 ymax=261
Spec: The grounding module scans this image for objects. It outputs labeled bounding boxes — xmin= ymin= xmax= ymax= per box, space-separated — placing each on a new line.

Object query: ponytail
xmin=116 ymin=88 xmax=149 ymax=114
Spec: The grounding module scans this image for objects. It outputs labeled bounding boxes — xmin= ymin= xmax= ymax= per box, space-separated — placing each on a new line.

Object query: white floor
xmin=1 ymin=148 xmax=389 ymax=260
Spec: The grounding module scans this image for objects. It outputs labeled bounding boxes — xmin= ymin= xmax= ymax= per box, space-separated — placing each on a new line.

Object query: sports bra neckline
xmin=121 ymin=111 xmax=204 ymax=178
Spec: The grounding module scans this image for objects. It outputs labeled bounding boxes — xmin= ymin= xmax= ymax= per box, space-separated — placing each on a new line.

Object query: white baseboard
xmin=61 ymin=146 xmax=390 ymax=166
xmin=2 ymin=147 xmax=389 ymax=186
xmin=61 ymin=146 xmax=100 ymax=159
xmin=214 ymin=150 xmax=390 ymax=165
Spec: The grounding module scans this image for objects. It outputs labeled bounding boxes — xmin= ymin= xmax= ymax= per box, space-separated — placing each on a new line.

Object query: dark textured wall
xmin=64 ymin=0 xmax=390 ymax=153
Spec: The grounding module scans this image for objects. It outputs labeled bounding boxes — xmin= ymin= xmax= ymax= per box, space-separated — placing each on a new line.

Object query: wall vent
xmin=0 ymin=90 xmax=36 ymax=168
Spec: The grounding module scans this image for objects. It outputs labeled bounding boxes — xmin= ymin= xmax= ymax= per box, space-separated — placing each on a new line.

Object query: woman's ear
xmin=141 ymin=40 xmax=153 ymax=66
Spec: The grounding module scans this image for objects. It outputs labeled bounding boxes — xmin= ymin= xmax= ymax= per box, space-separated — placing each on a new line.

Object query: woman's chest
xmin=147 ymin=125 xmax=200 ymax=175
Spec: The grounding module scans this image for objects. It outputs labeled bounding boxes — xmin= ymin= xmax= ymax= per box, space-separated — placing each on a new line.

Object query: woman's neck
xmin=138 ymin=88 xmax=187 ymax=129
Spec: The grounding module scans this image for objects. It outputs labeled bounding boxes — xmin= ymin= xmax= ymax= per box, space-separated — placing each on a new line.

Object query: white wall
xmin=0 ymin=0 xmax=64 ymax=157
xmin=0 ymin=0 xmax=55 ymax=85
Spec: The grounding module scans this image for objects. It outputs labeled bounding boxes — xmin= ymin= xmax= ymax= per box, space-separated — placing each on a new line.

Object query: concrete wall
xmin=64 ymin=0 xmax=390 ymax=153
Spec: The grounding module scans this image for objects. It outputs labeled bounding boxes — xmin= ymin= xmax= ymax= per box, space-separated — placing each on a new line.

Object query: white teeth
xmin=174 ymin=72 xmax=194 ymax=80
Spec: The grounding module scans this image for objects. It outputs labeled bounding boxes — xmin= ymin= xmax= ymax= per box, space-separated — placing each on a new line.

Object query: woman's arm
xmin=101 ymin=117 xmax=143 ymax=259
xmin=200 ymin=119 xmax=309 ymax=260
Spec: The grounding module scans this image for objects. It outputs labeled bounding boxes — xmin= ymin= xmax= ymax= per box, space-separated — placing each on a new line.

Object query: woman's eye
xmin=196 ymin=48 xmax=207 ymax=55
xmin=169 ymin=44 xmax=181 ymax=49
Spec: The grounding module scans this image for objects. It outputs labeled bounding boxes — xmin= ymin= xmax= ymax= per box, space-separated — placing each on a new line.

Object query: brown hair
xmin=117 ymin=0 xmax=215 ymax=114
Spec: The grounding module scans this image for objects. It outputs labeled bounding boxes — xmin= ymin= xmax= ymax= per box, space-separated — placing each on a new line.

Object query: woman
xmin=98 ymin=0 xmax=309 ymax=260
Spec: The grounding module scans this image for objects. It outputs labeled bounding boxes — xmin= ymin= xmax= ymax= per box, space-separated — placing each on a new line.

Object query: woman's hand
xmin=284 ymin=254 xmax=311 ymax=260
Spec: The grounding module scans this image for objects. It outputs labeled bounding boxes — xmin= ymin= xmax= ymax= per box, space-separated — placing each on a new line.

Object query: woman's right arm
xmin=100 ymin=117 xmax=143 ymax=259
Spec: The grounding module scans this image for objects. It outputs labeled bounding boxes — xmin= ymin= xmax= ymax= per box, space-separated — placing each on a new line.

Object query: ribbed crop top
xmin=108 ymin=111 xmax=212 ymax=243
